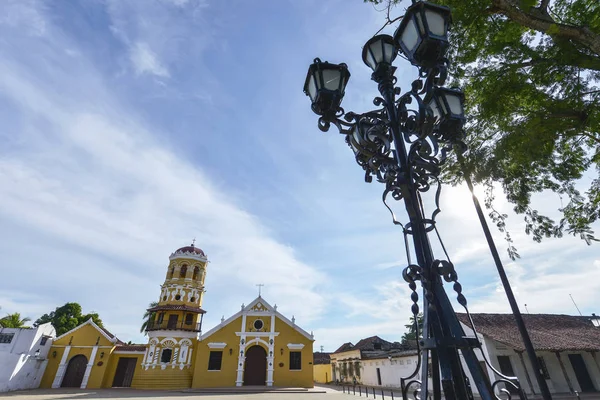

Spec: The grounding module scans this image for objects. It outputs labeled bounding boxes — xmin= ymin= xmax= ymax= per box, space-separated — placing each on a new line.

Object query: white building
xmin=458 ymin=313 xmax=600 ymax=397
xmin=0 ymin=323 xmax=56 ymax=392
xmin=330 ymin=314 xmax=600 ymax=397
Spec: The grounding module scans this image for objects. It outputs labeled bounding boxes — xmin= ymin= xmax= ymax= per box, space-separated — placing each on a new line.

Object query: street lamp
xmin=394 ymin=1 xmax=452 ymax=68
xmin=302 ymin=2 xmax=533 ymax=400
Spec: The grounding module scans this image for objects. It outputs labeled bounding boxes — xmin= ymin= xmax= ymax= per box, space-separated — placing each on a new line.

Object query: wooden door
xmin=569 ymin=354 xmax=596 ymax=392
xmin=243 ymin=345 xmax=267 ymax=386
xmin=167 ymin=314 xmax=178 ymax=329
xmin=112 ymin=357 xmax=137 ymax=387
xmin=61 ymin=355 xmax=88 ymax=388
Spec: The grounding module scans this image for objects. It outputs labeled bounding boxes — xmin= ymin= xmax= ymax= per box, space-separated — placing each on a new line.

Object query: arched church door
xmin=61 ymin=354 xmax=88 ymax=388
xmin=243 ymin=345 xmax=267 ymax=386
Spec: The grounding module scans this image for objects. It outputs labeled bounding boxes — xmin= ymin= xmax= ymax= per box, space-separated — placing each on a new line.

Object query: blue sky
xmin=0 ymin=0 xmax=598 ymax=351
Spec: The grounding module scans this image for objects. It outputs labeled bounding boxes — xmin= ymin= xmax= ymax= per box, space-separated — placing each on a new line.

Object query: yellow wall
xmin=40 ymin=323 xmax=116 ymax=389
xmin=271 ymin=316 xmax=313 ymax=388
xmin=192 ymin=315 xmax=314 ymax=388
xmin=314 ymin=364 xmax=332 ymax=383
xmin=193 ymin=316 xmax=242 ymax=388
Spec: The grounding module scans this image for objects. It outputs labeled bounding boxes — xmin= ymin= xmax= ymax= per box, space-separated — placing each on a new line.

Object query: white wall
xmin=460 ymin=322 xmax=600 ymax=395
xmin=361 ymin=355 xmax=420 ymax=387
xmin=0 ymin=323 xmax=56 ymax=392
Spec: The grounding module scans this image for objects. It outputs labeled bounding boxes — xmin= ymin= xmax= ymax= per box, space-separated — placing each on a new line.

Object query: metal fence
xmin=341 ymin=384 xmax=401 ymax=399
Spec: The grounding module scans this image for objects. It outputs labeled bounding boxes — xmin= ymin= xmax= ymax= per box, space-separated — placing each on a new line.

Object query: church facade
xmin=39 ymin=244 xmax=314 ymax=389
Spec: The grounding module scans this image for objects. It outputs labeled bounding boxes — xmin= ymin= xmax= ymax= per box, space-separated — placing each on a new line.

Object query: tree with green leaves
xmin=402 ymin=313 xmax=424 ymax=342
xmin=0 ymin=313 xmax=31 ymax=328
xmin=34 ymin=302 xmax=103 ymax=336
xmin=140 ymin=301 xmax=158 ymax=334
xmin=365 ymin=0 xmax=600 ymax=254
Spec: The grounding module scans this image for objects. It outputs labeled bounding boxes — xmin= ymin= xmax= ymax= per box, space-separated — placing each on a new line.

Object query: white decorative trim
xmin=287 ymin=343 xmax=305 ymax=350
xmin=51 ymin=346 xmax=71 ymax=388
xmin=201 ymin=296 xmax=313 ymax=341
xmin=54 ymin=319 xmax=117 ymax=344
xmin=169 ymin=251 xmax=207 ymax=262
xmin=207 ymin=342 xmax=227 ymax=349
xmin=80 ymin=346 xmax=98 ymax=388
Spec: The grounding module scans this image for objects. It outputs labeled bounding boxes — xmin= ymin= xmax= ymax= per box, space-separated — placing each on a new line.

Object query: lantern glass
xmin=428 ymin=97 xmax=441 ymax=121
xmin=321 ymin=68 xmax=342 ymax=91
xmin=400 ymin=19 xmax=419 ymax=53
xmin=425 ymin=9 xmax=446 ymax=36
xmin=445 ymin=92 xmax=463 ymax=116
xmin=362 ymin=35 xmax=397 ymax=72
xmin=307 ymin=74 xmax=317 ymax=102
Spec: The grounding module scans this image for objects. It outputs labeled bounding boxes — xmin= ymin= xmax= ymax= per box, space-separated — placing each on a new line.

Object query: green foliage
xmin=402 ymin=313 xmax=423 ymax=342
xmin=365 ymin=0 xmax=600 ymax=248
xmin=34 ymin=302 xmax=103 ymax=336
xmin=0 ymin=313 xmax=31 ymax=328
xmin=140 ymin=301 xmax=158 ymax=334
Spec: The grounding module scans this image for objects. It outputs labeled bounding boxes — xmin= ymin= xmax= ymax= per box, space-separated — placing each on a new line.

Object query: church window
xmin=168 ymin=266 xmax=174 ymax=279
xmin=190 ymin=297 xmax=196 ymax=303
xmin=157 ymin=313 xmax=165 ymax=324
xmin=193 ymin=266 xmax=200 ymax=280
xmin=185 ymin=313 xmax=194 ymax=325
xmin=253 ymin=319 xmax=264 ymax=330
xmin=289 ymin=351 xmax=301 ymax=370
xmin=180 ymin=265 xmax=187 ymax=278
xmin=163 ymin=296 xmax=167 ymax=301
xmin=175 ymin=295 xmax=181 ymax=301
xmin=0 ymin=333 xmax=14 ymax=343
xmin=160 ymin=349 xmax=172 ymax=363
xmin=40 ymin=336 xmax=49 ymax=346
xmin=208 ymin=351 xmax=223 ymax=370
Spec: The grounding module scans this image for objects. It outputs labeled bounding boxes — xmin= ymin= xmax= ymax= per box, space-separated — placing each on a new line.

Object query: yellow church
xmin=39 ymin=244 xmax=314 ymax=389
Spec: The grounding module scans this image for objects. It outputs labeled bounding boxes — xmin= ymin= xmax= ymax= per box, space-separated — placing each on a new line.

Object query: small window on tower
xmin=175 ymin=295 xmax=181 ymax=301
xmin=190 ymin=297 xmax=196 ymax=302
xmin=163 ymin=296 xmax=167 ymax=301
xmin=161 ymin=348 xmax=172 ymax=363
xmin=168 ymin=266 xmax=174 ymax=279
xmin=180 ymin=265 xmax=187 ymax=278
xmin=193 ymin=266 xmax=200 ymax=280
xmin=185 ymin=313 xmax=194 ymax=325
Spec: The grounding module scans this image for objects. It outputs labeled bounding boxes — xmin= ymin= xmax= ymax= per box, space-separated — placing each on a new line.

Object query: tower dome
xmin=169 ymin=243 xmax=207 ymax=261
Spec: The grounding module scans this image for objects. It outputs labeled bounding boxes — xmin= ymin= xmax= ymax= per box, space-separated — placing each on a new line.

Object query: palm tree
xmin=140 ymin=301 xmax=158 ymax=334
xmin=0 ymin=313 xmax=31 ymax=328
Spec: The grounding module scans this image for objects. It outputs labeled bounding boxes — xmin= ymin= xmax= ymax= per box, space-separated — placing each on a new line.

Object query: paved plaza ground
xmin=3 ymin=386 xmax=600 ymax=400
xmin=0 ymin=386 xmax=347 ymax=400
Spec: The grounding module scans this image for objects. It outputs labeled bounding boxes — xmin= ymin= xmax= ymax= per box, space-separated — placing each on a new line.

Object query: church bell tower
xmin=142 ymin=243 xmax=208 ymax=370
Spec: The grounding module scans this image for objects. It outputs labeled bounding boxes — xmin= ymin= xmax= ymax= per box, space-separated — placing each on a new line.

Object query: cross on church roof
xmin=256 ymin=283 xmax=264 ymax=297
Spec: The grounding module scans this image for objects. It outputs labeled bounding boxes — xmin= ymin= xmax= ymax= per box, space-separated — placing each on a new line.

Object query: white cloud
xmin=129 ymin=42 xmax=170 ymax=78
xmin=0 ymin=30 xmax=324 ymax=341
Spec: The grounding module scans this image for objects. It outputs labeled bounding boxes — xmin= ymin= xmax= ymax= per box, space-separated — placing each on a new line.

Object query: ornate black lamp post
xmin=303 ymin=2 xmax=545 ymax=399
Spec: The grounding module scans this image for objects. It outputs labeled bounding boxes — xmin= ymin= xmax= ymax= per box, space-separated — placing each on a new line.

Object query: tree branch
xmin=491 ymin=0 xmax=600 ymax=56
